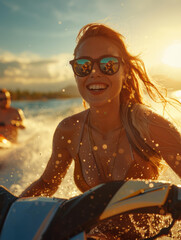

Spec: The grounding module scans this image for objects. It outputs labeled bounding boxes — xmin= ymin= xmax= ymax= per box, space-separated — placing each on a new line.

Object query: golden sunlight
xmin=162 ymin=42 xmax=181 ymax=68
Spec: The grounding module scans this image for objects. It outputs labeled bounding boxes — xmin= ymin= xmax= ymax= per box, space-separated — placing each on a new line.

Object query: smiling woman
xmin=162 ymin=42 xmax=181 ymax=68
xmin=20 ymin=23 xmax=181 ymax=239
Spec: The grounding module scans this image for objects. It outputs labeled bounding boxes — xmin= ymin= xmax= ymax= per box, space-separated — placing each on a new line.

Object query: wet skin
xmin=0 ymin=92 xmax=25 ymax=143
xmin=20 ymin=36 xmax=181 ymax=197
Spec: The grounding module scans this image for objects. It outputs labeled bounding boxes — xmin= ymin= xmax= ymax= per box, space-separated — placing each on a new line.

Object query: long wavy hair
xmin=73 ymin=23 xmax=177 ymax=176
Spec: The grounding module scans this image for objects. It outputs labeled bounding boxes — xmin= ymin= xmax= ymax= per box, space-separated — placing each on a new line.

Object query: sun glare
xmin=162 ymin=42 xmax=181 ymax=68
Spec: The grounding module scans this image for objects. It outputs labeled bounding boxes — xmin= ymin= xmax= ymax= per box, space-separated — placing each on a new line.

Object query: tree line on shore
xmin=10 ymin=89 xmax=79 ymax=100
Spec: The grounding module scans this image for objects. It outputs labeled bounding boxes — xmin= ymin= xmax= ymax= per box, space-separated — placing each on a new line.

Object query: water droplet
xmin=58 ymin=153 xmax=62 ymax=158
xmin=102 ymin=144 xmax=107 ymax=150
xmin=169 ymin=123 xmax=174 ymax=128
xmin=113 ymin=152 xmax=117 ymax=157
xmin=93 ymin=146 xmax=98 ymax=151
xmin=118 ymin=148 xmax=124 ymax=154
xmin=145 ymin=111 xmax=151 ymax=116
xmin=176 ymin=155 xmax=181 ymax=161
xmin=168 ymin=155 xmax=174 ymax=160
xmin=175 ymin=161 xmax=180 ymax=166
xmin=67 ymin=139 xmax=71 ymax=144
xmin=55 ymin=160 xmax=60 ymax=165
xmin=149 ymin=183 xmax=154 ymax=188
xmin=159 ymin=208 xmax=165 ymax=215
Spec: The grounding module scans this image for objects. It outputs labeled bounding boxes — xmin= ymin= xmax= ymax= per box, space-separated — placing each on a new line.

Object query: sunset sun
xmin=162 ymin=42 xmax=181 ymax=68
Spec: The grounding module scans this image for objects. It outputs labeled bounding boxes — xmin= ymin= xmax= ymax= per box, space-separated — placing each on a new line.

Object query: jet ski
xmin=0 ymin=180 xmax=180 ymax=240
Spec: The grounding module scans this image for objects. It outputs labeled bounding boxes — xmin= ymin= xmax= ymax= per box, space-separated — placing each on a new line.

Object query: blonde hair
xmin=74 ymin=23 xmax=177 ymax=176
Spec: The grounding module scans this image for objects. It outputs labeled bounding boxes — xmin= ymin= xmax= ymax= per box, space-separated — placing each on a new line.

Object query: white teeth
xmin=88 ymin=84 xmax=107 ymax=90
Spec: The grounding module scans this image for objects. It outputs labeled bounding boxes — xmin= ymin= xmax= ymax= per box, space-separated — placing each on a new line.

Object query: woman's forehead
xmin=76 ymin=36 xmax=122 ymax=58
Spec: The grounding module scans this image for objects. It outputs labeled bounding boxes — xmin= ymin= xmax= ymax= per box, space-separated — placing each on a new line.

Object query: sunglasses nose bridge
xmin=90 ymin=59 xmax=101 ymax=75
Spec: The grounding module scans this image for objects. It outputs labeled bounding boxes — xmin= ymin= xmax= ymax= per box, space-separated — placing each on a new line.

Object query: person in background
xmin=20 ymin=23 xmax=181 ymax=239
xmin=0 ymin=89 xmax=25 ymax=143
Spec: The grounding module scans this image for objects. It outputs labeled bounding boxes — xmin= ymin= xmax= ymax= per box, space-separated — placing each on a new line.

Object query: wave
xmin=0 ymin=98 xmax=83 ymax=197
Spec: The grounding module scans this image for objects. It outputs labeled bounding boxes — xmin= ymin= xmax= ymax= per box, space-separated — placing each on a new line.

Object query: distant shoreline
xmin=10 ymin=89 xmax=80 ymax=101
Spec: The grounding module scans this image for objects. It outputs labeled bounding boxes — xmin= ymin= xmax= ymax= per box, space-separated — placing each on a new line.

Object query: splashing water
xmin=0 ymin=98 xmax=83 ymax=198
xmin=0 ymin=97 xmax=180 ymax=238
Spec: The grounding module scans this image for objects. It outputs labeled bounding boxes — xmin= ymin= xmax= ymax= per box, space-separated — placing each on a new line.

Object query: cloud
xmin=1 ymin=0 xmax=20 ymax=12
xmin=0 ymin=51 xmax=75 ymax=91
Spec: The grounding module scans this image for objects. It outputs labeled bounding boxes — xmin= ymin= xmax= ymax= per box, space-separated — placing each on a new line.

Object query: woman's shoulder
xmin=51 ymin=109 xmax=89 ymax=153
xmin=132 ymin=103 xmax=180 ymax=140
xmin=132 ymin=103 xmax=170 ymax=124
xmin=58 ymin=109 xmax=88 ymax=129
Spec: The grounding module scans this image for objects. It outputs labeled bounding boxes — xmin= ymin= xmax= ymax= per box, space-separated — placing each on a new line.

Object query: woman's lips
xmin=87 ymin=83 xmax=108 ymax=91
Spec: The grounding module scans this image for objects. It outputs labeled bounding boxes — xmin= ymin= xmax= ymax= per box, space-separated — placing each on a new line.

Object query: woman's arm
xmin=147 ymin=113 xmax=181 ymax=178
xmin=20 ymin=121 xmax=73 ymax=197
xmin=19 ymin=176 xmax=59 ymax=197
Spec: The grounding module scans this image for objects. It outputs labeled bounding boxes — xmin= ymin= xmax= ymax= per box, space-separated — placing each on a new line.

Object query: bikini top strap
xmin=76 ymin=109 xmax=90 ymax=155
xmin=128 ymin=137 xmax=135 ymax=161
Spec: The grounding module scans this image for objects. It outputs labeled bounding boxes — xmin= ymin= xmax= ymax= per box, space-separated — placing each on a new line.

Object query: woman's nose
xmin=89 ymin=62 xmax=101 ymax=77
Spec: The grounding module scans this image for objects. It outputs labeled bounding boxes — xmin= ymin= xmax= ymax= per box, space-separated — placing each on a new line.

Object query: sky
xmin=0 ymin=0 xmax=181 ymax=92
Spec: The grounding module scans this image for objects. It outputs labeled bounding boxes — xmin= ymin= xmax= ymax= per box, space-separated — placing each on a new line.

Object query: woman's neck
xmin=89 ymin=100 xmax=122 ymax=134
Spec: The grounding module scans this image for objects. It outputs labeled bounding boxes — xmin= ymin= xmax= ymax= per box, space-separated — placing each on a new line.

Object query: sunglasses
xmin=69 ymin=56 xmax=123 ymax=77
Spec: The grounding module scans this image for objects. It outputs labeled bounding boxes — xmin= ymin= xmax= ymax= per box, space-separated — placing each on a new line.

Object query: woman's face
xmin=75 ymin=36 xmax=125 ymax=107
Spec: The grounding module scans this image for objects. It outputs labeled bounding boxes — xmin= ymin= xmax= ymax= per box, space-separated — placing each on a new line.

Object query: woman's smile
xmin=86 ymin=83 xmax=109 ymax=94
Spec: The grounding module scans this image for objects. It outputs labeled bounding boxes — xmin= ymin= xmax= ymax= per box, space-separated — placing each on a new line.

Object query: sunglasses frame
xmin=69 ymin=55 xmax=124 ymax=77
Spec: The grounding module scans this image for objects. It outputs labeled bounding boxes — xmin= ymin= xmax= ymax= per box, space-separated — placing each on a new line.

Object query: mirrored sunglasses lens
xmin=74 ymin=59 xmax=92 ymax=76
xmin=100 ymin=57 xmax=119 ymax=75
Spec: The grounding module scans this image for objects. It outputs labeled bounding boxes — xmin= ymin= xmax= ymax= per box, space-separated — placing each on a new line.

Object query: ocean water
xmin=0 ymin=97 xmax=84 ymax=198
xmin=0 ymin=95 xmax=180 ymax=239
